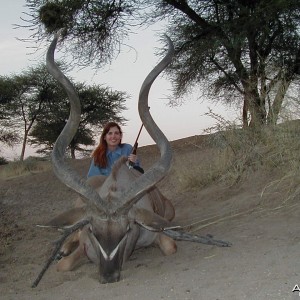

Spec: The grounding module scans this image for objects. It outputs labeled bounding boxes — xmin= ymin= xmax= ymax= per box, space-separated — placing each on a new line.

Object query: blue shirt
xmin=87 ymin=143 xmax=140 ymax=177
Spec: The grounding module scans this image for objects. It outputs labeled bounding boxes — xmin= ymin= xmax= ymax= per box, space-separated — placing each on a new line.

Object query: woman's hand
xmin=128 ymin=154 xmax=137 ymax=164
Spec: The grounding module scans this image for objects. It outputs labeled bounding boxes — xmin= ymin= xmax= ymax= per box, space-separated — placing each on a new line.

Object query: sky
xmin=0 ymin=0 xmax=237 ymax=160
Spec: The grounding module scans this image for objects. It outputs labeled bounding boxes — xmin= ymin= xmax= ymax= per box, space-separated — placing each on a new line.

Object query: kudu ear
xmin=131 ymin=207 xmax=180 ymax=232
xmin=42 ymin=207 xmax=86 ymax=228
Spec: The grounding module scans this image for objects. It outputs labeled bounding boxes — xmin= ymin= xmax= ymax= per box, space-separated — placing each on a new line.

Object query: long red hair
xmin=91 ymin=122 xmax=123 ymax=168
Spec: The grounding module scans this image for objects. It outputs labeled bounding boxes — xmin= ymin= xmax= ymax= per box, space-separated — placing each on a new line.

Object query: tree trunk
xmin=242 ymin=97 xmax=249 ymax=128
xmin=70 ymin=146 xmax=76 ymax=159
xmin=20 ymin=117 xmax=37 ymax=161
xmin=20 ymin=130 xmax=29 ymax=161
xmin=244 ymin=87 xmax=266 ymax=127
xmin=267 ymin=77 xmax=291 ymax=125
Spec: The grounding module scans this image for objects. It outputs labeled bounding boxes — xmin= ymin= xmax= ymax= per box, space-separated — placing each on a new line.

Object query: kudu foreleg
xmin=58 ymin=230 xmax=81 ymax=257
xmin=56 ymin=239 xmax=87 ymax=271
xmin=155 ymin=233 xmax=177 ymax=255
xmin=32 ymin=219 xmax=89 ymax=288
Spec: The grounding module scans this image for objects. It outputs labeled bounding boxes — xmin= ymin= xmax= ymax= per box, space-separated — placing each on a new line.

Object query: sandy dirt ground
xmin=1 ymin=136 xmax=300 ymax=300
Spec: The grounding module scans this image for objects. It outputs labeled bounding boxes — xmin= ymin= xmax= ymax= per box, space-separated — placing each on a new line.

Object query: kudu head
xmin=46 ymin=30 xmax=174 ymax=283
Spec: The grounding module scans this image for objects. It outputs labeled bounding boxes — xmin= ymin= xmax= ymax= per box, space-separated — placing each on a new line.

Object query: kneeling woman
xmin=87 ymin=122 xmax=143 ymax=177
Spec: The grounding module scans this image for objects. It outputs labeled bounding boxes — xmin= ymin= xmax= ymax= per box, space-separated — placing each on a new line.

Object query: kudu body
xmin=44 ymin=31 xmax=177 ymax=284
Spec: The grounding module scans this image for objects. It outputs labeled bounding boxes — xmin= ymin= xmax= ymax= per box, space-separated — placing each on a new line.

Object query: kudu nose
xmin=100 ymin=271 xmax=121 ymax=284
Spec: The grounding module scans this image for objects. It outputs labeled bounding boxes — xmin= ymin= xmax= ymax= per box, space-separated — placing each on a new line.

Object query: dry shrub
xmin=176 ymin=117 xmax=300 ymax=204
xmin=258 ymin=121 xmax=300 ymax=203
xmin=0 ymin=157 xmax=52 ymax=179
xmin=173 ymin=147 xmax=228 ymax=190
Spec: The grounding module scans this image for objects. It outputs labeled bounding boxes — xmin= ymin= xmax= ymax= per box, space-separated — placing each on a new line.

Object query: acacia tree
xmin=0 ymin=67 xmax=52 ymax=161
xmin=30 ymin=83 xmax=127 ymax=158
xmin=157 ymin=0 xmax=300 ymax=127
xmin=0 ymin=64 xmax=127 ymax=160
xmin=20 ymin=0 xmax=300 ymax=127
xmin=21 ymin=0 xmax=137 ymax=68
xmin=0 ymin=77 xmax=20 ymax=149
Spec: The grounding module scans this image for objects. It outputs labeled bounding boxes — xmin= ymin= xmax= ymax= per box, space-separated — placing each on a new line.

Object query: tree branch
xmin=164 ymin=229 xmax=232 ymax=247
xmin=211 ymin=57 xmax=244 ymax=94
xmin=31 ymin=219 xmax=89 ymax=288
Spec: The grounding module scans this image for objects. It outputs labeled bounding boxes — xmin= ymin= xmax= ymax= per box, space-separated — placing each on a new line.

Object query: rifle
xmin=129 ymin=123 xmax=144 ymax=167
xmin=132 ymin=124 xmax=143 ymax=155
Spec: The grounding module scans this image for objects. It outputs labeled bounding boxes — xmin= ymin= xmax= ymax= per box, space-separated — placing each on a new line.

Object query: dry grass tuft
xmin=0 ymin=157 xmax=52 ymax=179
xmin=176 ymin=118 xmax=300 ymax=204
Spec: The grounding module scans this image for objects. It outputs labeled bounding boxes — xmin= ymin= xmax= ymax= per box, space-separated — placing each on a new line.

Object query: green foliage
xmin=139 ymin=1 xmax=300 ymax=126
xmin=39 ymin=1 xmax=82 ymax=32
xmin=0 ymin=64 xmax=67 ymax=160
xmin=163 ymin=1 xmax=300 ymax=116
xmin=23 ymin=0 xmax=136 ymax=67
xmin=0 ymin=62 xmax=128 ymax=159
xmin=21 ymin=0 xmax=300 ymax=127
xmin=29 ymin=82 xmax=127 ymax=158
xmin=0 ymin=128 xmax=20 ymax=147
xmin=0 ymin=157 xmax=8 ymax=165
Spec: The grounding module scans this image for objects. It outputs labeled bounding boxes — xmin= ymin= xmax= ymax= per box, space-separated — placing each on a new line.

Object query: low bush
xmin=0 ymin=156 xmax=51 ymax=179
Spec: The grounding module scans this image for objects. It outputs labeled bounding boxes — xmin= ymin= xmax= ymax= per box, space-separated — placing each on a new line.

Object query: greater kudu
xmin=35 ymin=30 xmax=179 ymax=285
xmin=32 ymin=30 xmax=231 ymax=288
